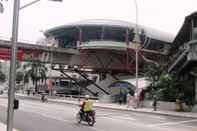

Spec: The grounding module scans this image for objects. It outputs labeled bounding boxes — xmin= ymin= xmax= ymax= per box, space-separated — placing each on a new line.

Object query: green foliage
xmin=154 ymin=73 xmax=179 ymax=101
xmin=0 ymin=71 xmax=6 ymax=82
xmin=0 ymin=62 xmax=6 ymax=82
xmin=145 ymin=64 xmax=179 ymax=102
xmin=23 ymin=61 xmax=48 ymax=92
xmin=182 ymin=81 xmax=195 ymax=106
xmin=16 ymin=61 xmax=22 ymax=69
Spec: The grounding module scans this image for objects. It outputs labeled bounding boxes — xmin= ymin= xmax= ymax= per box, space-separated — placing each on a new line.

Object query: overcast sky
xmin=0 ymin=0 xmax=197 ymax=43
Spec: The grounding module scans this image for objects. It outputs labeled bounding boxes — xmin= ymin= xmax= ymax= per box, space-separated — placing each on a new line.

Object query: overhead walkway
xmin=0 ymin=39 xmax=79 ymax=64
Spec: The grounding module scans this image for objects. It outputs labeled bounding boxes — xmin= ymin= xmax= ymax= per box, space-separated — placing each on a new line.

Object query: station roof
xmin=45 ymin=19 xmax=174 ymax=43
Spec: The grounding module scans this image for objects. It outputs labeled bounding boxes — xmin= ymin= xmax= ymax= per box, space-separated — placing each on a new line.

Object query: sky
xmin=0 ymin=0 xmax=197 ymax=43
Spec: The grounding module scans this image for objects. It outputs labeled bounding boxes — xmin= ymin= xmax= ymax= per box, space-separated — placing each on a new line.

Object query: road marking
xmin=148 ymin=119 xmax=197 ymax=127
xmin=133 ymin=113 xmax=167 ymax=120
xmin=96 ymin=113 xmax=121 ymax=117
xmin=113 ymin=115 xmax=136 ymax=121
xmin=91 ymin=127 xmax=105 ymax=131
xmin=101 ymin=116 xmax=136 ymax=122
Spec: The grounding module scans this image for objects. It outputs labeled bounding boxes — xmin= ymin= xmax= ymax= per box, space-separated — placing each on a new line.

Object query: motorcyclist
xmin=80 ymin=95 xmax=94 ymax=120
xmin=41 ymin=93 xmax=47 ymax=102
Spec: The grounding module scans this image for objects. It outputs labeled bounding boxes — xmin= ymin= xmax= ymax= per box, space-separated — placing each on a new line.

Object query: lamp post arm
xmin=134 ymin=0 xmax=139 ymax=34
xmin=20 ymin=0 xmax=41 ymax=10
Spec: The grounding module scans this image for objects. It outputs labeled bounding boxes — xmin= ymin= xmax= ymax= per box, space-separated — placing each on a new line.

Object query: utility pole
xmin=7 ymin=1 xmax=20 ymax=131
xmin=133 ymin=0 xmax=141 ymax=107
xmin=7 ymin=1 xmax=63 ymax=131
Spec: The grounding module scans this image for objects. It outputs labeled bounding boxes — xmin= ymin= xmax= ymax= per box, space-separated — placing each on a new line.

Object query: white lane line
xmin=113 ymin=115 xmax=136 ymax=121
xmin=98 ymin=114 xmax=136 ymax=121
xmin=148 ymin=119 xmax=197 ymax=127
xmin=91 ymin=127 xmax=105 ymax=131
xmin=101 ymin=116 xmax=135 ymax=122
xmin=96 ymin=113 xmax=120 ymax=117
xmin=133 ymin=113 xmax=166 ymax=120
xmin=101 ymin=116 xmax=119 ymax=121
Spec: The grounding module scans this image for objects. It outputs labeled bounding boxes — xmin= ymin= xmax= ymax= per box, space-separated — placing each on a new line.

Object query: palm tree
xmin=0 ymin=62 xmax=6 ymax=82
xmin=23 ymin=61 xmax=48 ymax=93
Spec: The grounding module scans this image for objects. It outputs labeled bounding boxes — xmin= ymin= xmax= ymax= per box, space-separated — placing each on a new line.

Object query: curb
xmin=15 ymin=95 xmax=197 ymax=119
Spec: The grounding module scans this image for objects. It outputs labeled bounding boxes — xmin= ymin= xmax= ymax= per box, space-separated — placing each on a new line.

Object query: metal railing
xmin=53 ymin=94 xmax=99 ymax=100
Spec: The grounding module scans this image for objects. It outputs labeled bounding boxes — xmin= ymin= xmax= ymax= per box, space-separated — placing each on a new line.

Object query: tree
xmin=0 ymin=71 xmax=6 ymax=82
xmin=145 ymin=64 xmax=163 ymax=93
xmin=23 ymin=61 xmax=48 ymax=93
xmin=145 ymin=64 xmax=180 ymax=101
xmin=154 ymin=73 xmax=179 ymax=101
xmin=0 ymin=62 xmax=6 ymax=82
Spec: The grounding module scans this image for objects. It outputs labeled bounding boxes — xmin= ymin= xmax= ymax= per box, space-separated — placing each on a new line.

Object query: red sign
xmin=0 ymin=48 xmax=23 ymax=60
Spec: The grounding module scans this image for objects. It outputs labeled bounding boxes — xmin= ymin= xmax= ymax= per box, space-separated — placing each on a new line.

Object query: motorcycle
xmin=76 ymin=101 xmax=95 ymax=126
xmin=76 ymin=110 xmax=95 ymax=126
xmin=41 ymin=94 xmax=47 ymax=103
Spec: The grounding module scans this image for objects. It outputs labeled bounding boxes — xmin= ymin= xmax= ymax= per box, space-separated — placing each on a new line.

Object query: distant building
xmin=168 ymin=11 xmax=197 ymax=102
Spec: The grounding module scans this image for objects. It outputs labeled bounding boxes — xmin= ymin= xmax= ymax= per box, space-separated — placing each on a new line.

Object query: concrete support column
xmin=195 ymin=78 xmax=197 ymax=102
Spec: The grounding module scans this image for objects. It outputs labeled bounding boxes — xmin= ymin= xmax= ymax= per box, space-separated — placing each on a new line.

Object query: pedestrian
xmin=119 ymin=90 xmax=123 ymax=105
xmin=152 ymin=96 xmax=157 ymax=111
xmin=27 ymin=89 xmax=30 ymax=96
xmin=127 ymin=93 xmax=134 ymax=108
xmin=139 ymin=89 xmax=145 ymax=107
xmin=133 ymin=93 xmax=138 ymax=108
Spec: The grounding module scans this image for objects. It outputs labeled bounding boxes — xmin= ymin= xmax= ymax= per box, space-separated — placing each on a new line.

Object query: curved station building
xmin=44 ymin=19 xmax=174 ymax=98
xmin=45 ymin=19 xmax=173 ymax=73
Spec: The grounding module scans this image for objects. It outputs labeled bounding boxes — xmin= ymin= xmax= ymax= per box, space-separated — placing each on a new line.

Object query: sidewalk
xmin=49 ymin=98 xmax=197 ymax=119
xmin=3 ymin=93 xmax=197 ymax=119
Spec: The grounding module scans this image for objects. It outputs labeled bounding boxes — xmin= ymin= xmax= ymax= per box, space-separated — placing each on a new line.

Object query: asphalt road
xmin=0 ymin=98 xmax=197 ymax=131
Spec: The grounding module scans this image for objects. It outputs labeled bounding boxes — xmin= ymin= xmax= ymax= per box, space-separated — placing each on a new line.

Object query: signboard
xmin=0 ymin=48 xmax=50 ymax=62
xmin=0 ymin=48 xmax=23 ymax=60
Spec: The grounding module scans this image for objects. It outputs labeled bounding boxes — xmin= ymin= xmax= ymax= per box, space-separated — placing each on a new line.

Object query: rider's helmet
xmin=85 ymin=95 xmax=90 ymax=100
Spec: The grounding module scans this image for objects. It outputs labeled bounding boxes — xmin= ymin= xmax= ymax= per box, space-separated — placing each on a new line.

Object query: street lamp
xmin=0 ymin=2 xmax=4 ymax=13
xmin=132 ymin=0 xmax=141 ymax=107
xmin=7 ymin=1 xmax=63 ymax=131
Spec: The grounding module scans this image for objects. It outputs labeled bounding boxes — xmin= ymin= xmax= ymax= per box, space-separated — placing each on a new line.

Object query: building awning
xmin=120 ymin=77 xmax=150 ymax=89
